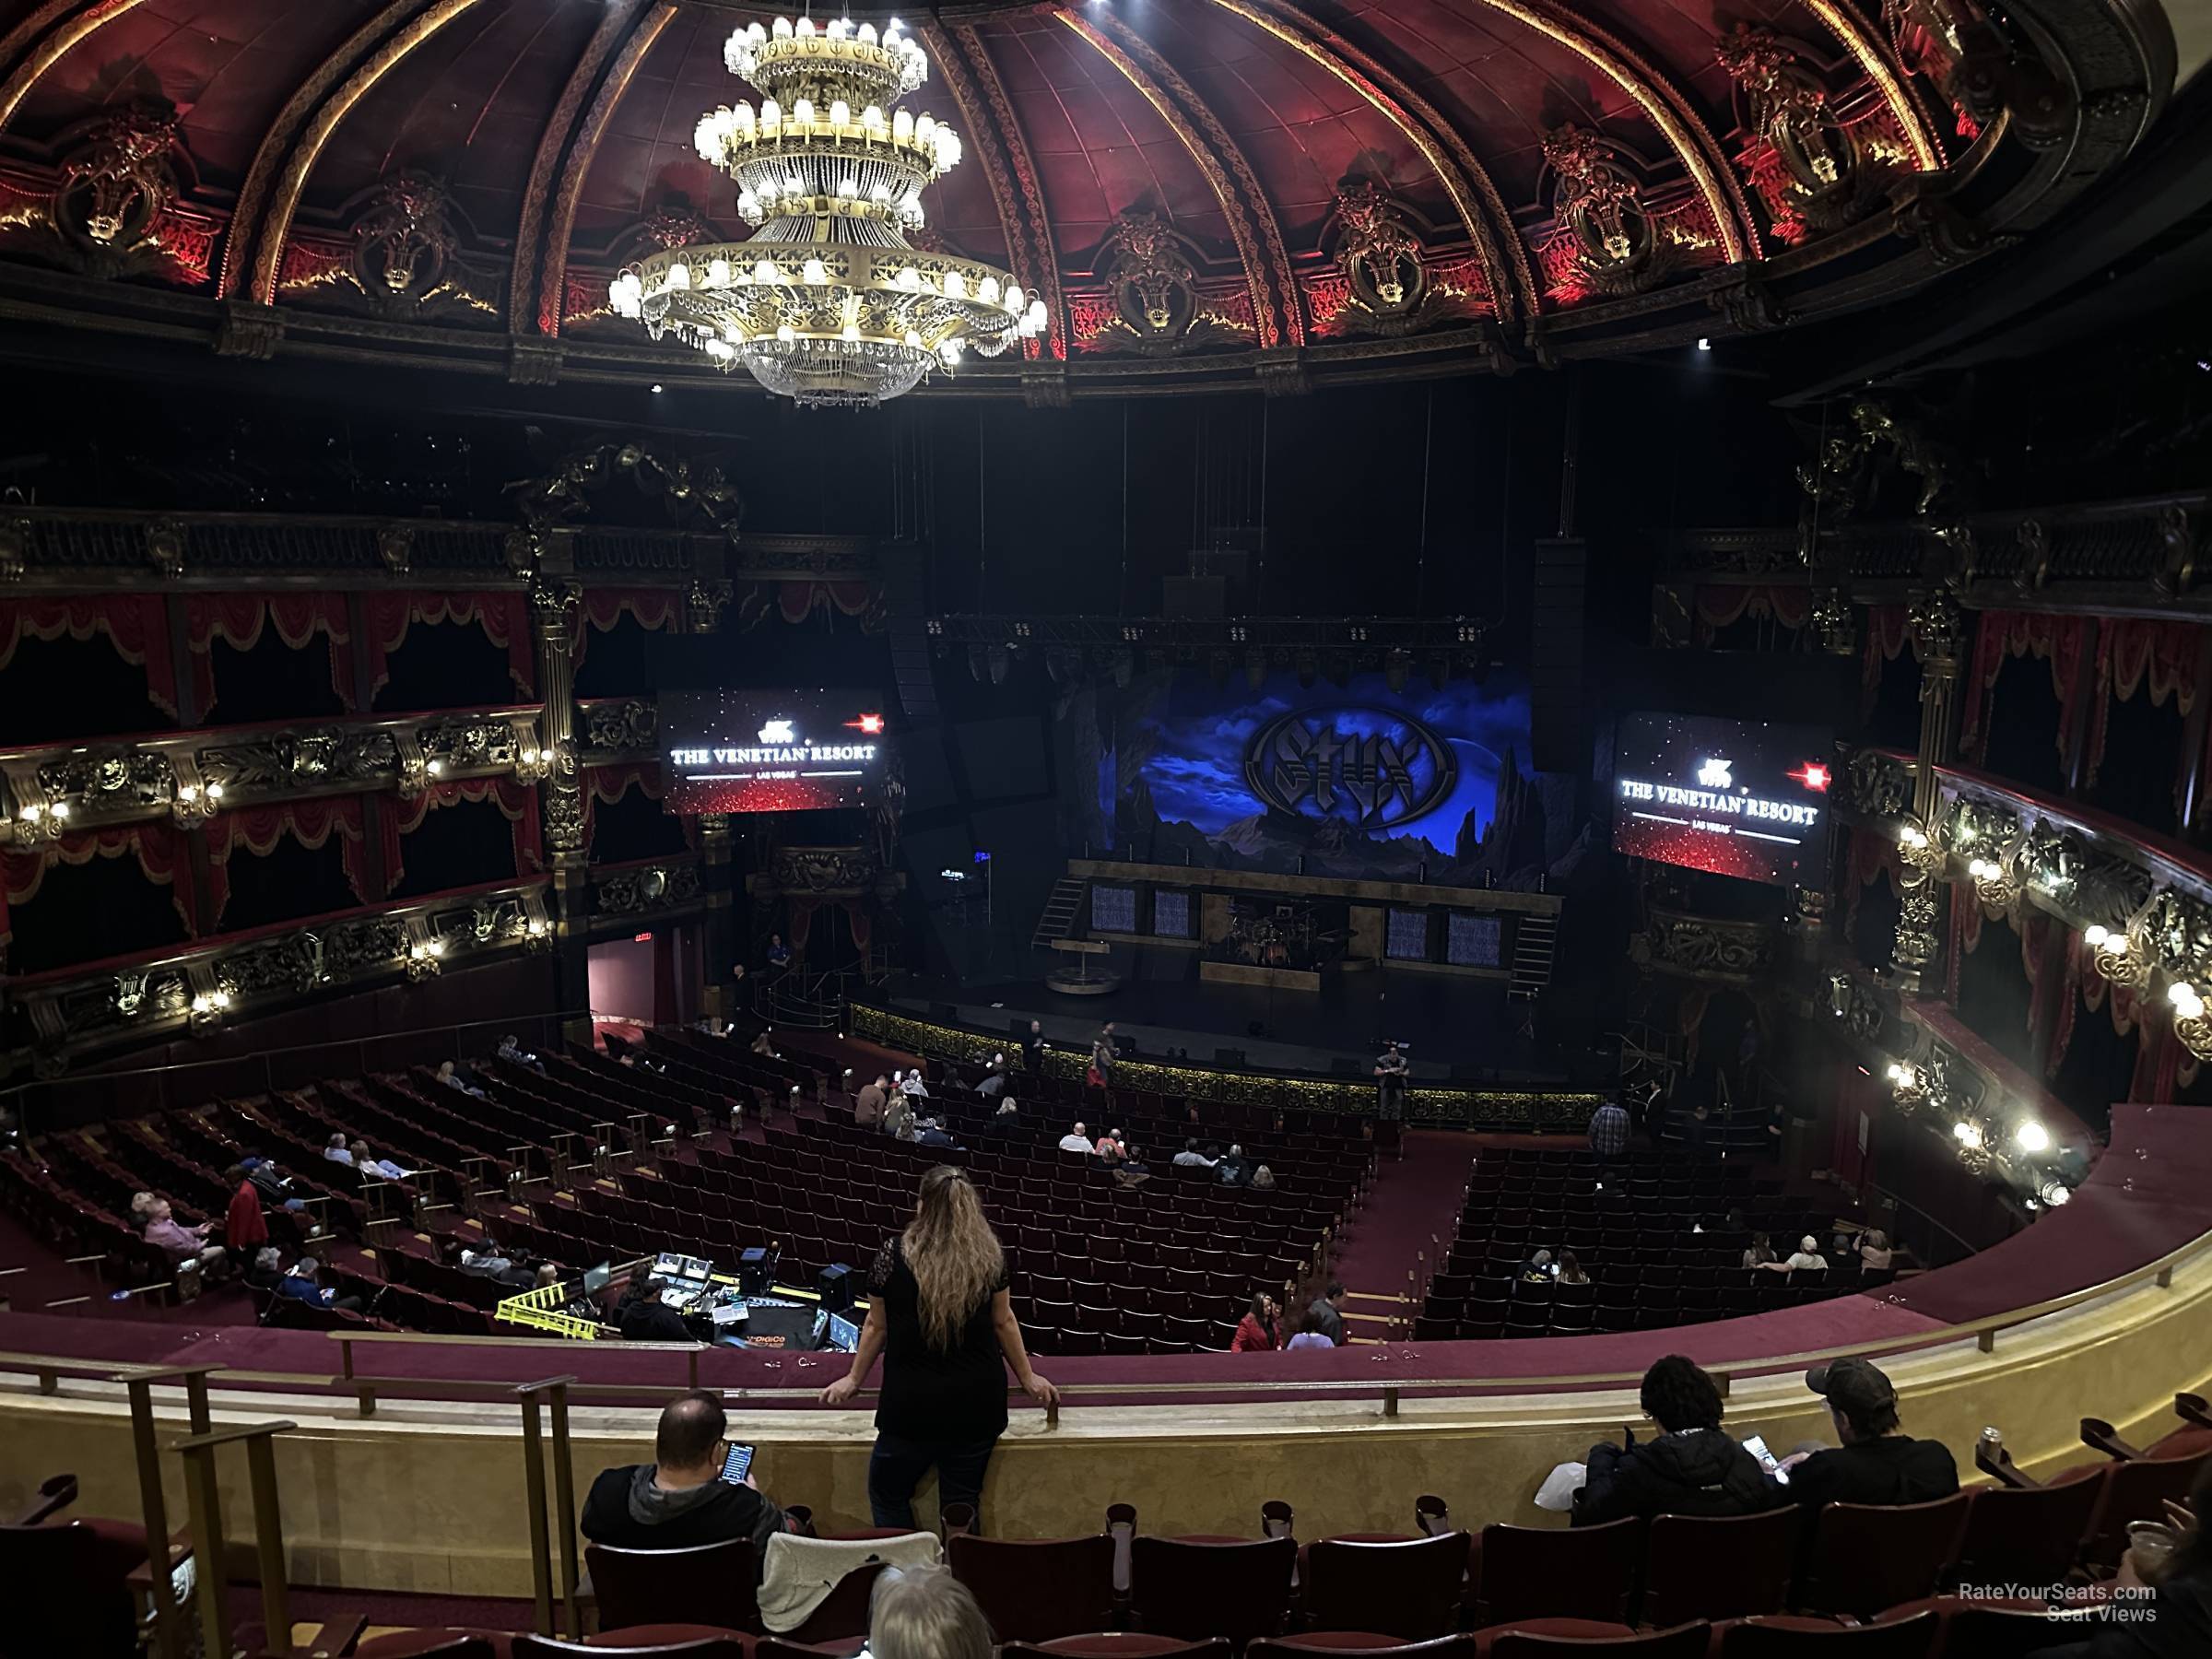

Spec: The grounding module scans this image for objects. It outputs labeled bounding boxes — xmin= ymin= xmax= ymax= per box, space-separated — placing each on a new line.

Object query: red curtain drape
xmin=2086 ymin=617 xmax=2206 ymax=803
xmin=1 ymin=821 xmax=197 ymax=945
xmin=1959 ymin=610 xmax=2091 ymax=762
xmin=359 ymin=592 xmax=534 ymax=703
xmin=786 ymin=896 xmax=818 ymax=958
xmin=391 ymin=777 xmax=541 ymax=888
xmin=205 ymin=796 xmax=377 ymax=926
xmin=845 ymin=900 xmax=872 ymax=958
xmin=183 ymin=593 xmax=354 ymax=714
xmin=1692 ymin=584 xmax=1812 ymax=642
xmin=0 ymin=595 xmax=180 ymax=719
xmin=1863 ymin=603 xmax=1912 ymax=719
xmin=574 ymin=588 xmax=679 ymax=669
xmin=735 ymin=581 xmax=878 ymax=630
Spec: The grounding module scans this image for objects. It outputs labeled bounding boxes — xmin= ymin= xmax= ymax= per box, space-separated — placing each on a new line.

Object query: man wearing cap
xmin=1775 ymin=1359 xmax=1958 ymax=1507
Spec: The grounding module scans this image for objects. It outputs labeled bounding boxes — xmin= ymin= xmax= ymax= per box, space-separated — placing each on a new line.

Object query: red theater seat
xmin=1641 ymin=1511 xmax=1799 ymax=1628
xmin=1794 ymin=1498 xmax=1968 ymax=1618
xmin=947 ymin=1534 xmax=1119 ymax=1643
xmin=1477 ymin=1519 xmax=1643 ymax=1626
xmin=1130 ymin=1535 xmax=1297 ymax=1642
xmin=1719 ymin=1614 xmax=1938 ymax=1657
xmin=1489 ymin=1625 xmax=1710 ymax=1657
xmin=1300 ymin=1534 xmax=1471 ymax=1640
xmin=583 ymin=1540 xmax=760 ymax=1635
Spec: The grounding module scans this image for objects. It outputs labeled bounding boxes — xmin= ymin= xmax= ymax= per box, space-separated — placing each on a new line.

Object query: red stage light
xmin=847 ymin=712 xmax=886 ymax=735
xmin=1790 ymin=762 xmax=1830 ymax=792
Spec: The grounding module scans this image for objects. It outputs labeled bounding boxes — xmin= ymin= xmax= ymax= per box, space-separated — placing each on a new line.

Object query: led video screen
xmin=1612 ymin=712 xmax=1832 ymax=887
xmin=661 ymin=689 xmax=888 ymax=814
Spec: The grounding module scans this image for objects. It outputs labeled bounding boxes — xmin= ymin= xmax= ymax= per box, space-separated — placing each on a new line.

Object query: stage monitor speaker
xmin=1531 ymin=535 xmax=1588 ymax=774
xmin=818 ymin=1263 xmax=853 ymax=1313
xmin=1214 ymin=1047 xmax=1247 ymax=1067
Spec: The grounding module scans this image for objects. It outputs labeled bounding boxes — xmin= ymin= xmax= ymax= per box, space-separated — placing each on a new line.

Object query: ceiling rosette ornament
xmin=609 ymin=14 xmax=1043 ymax=406
xmin=1718 ymin=27 xmax=1877 ymax=239
xmin=1090 ymin=212 xmax=1244 ymax=356
xmin=1538 ymin=126 xmax=1668 ymax=299
xmin=1314 ymin=182 xmax=1474 ymax=338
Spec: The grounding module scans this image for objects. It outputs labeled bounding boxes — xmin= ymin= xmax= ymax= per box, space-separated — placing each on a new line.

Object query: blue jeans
xmin=867 ymin=1431 xmax=998 ymax=1531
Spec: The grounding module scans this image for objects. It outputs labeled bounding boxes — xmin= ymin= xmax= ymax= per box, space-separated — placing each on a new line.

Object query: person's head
xmin=1529 ymin=1249 xmax=1553 ymax=1269
xmin=1072 ymin=1121 xmax=1086 ymax=1138
xmin=1865 ymin=1230 xmax=1889 ymax=1252
xmin=291 ymin=1257 xmax=320 ymax=1281
xmin=1324 ymin=1280 xmax=1345 ymax=1306
xmin=1640 ymin=1354 xmax=1726 ymax=1433
xmin=351 ymin=1142 xmax=372 ymax=1165
xmin=438 ymin=1237 xmax=464 ymax=1266
xmin=1108 ymin=1126 xmax=1123 ymax=1141
xmin=1185 ymin=1138 xmax=1198 ymax=1153
xmin=903 ymin=1167 xmax=1005 ymax=1349
xmin=1253 ymin=1165 xmax=1273 ymax=1183
xmin=1300 ymin=1305 xmax=1330 ymax=1336
xmin=875 ymin=1074 xmax=888 ymax=1089
xmin=329 ymin=1133 xmax=346 ymax=1150
xmin=535 ymin=1263 xmax=560 ymax=1287
xmin=148 ymin=1198 xmax=172 ymax=1224
xmin=1559 ymin=1252 xmax=1583 ymax=1281
xmin=1800 ymin=1235 xmax=1820 ymax=1255
xmin=1030 ymin=1019 xmax=1041 ymax=1035
xmin=868 ymin=1563 xmax=994 ymax=1659
xmin=1751 ymin=1231 xmax=1771 ymax=1251
xmin=654 ymin=1388 xmax=727 ymax=1477
xmin=1229 ymin=1144 xmax=1243 ymax=1159
xmin=992 ymin=1053 xmax=1004 ymax=1067
xmin=436 ymin=1061 xmax=454 ymax=1079
xmin=1249 ymin=1292 xmax=1276 ymax=1323
xmin=254 ymin=1247 xmax=281 ymax=1276
xmin=131 ymin=1191 xmax=157 ymax=1219
xmin=771 ymin=933 xmax=783 ymax=946
xmin=225 ymin=1163 xmax=249 ymax=1187
xmin=1807 ymin=1359 xmax=1900 ymax=1443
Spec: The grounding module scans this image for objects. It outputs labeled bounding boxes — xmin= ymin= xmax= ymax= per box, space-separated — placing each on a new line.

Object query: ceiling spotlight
xmin=1696 ymin=337 xmax=1712 ymax=351
xmin=651 ymin=382 xmax=665 ymax=394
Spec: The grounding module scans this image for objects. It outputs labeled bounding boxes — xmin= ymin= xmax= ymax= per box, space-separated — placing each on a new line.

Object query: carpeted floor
xmin=1327 ymin=1130 xmax=1477 ymax=1335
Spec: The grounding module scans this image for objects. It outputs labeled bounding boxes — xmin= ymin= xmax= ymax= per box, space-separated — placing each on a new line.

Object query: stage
xmin=882 ymin=955 xmax=1586 ymax=1084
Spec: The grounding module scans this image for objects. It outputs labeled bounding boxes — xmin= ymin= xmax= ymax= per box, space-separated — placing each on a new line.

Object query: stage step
xmin=1030 ymin=877 xmax=1088 ymax=947
xmin=1508 ymin=914 xmax=1559 ymax=999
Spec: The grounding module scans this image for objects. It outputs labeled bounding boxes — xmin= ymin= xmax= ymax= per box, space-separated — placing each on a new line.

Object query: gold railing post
xmin=170 ymin=1419 xmax=297 ymax=1659
xmin=114 ymin=1363 xmax=221 ymax=1659
xmin=513 ymin=1373 xmax=580 ymax=1639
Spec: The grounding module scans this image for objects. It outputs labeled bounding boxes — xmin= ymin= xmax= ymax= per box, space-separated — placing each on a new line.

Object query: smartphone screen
xmin=1742 ymin=1435 xmax=1789 ymax=1484
xmin=721 ymin=1441 xmax=756 ymax=1486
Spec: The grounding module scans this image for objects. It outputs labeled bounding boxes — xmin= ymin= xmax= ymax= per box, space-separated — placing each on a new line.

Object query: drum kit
xmin=1224 ymin=904 xmax=1343 ymax=971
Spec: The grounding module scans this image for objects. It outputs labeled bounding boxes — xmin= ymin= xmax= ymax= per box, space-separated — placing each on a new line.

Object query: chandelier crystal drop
xmin=609 ymin=13 xmax=1045 ymax=407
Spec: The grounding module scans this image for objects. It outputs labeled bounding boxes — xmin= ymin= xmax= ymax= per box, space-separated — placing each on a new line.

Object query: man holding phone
xmin=582 ymin=1389 xmax=790 ymax=1568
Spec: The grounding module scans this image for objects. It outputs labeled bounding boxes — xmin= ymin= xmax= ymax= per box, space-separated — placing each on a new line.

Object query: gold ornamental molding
xmin=0 ymin=0 xmax=150 ymax=134
xmin=1803 ymin=0 xmax=1945 ymax=172
xmin=1056 ymin=8 xmax=1304 ymax=352
xmin=535 ymin=1 xmax=676 ymax=341
xmin=1475 ymin=0 xmax=1755 ymax=265
xmin=511 ymin=0 xmax=650 ymax=335
xmin=244 ymin=0 xmax=492 ymax=306
xmin=1205 ymin=0 xmax=1534 ymax=324
xmin=923 ymin=20 xmax=1067 ymax=363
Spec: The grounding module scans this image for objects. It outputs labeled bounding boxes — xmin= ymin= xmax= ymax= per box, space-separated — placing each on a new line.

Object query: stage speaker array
xmin=1531 ymin=535 xmax=1589 ymax=774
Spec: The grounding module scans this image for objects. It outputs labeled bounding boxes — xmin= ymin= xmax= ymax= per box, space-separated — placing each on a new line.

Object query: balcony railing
xmin=0 ymin=706 xmax=547 ymax=843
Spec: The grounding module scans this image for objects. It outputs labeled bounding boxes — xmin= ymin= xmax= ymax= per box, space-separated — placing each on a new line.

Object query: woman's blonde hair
xmin=869 ymin=1563 xmax=994 ymax=1659
xmin=903 ymin=1166 xmax=1005 ymax=1351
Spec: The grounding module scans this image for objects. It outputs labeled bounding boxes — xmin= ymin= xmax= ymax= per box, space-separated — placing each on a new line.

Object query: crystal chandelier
xmin=609 ymin=14 xmax=1047 ymax=407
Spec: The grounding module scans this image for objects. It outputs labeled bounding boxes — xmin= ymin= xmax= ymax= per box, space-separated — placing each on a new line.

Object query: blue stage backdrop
xmin=1067 ymin=667 xmax=1583 ymax=888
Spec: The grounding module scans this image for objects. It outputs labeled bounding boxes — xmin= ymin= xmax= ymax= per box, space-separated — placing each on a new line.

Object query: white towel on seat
xmin=758 ymin=1530 xmax=943 ymax=1632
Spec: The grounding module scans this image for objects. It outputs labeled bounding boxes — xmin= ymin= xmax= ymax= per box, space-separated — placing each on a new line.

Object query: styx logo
xmin=1244 ymin=707 xmax=1458 ymax=828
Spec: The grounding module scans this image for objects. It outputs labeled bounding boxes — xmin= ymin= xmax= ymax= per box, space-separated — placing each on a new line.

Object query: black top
xmin=1785 ymin=1435 xmax=1959 ymax=1508
xmin=870 ymin=1234 xmax=1011 ymax=1443
xmin=2080 ymin=1568 xmax=2211 ymax=1659
xmin=1576 ymin=1428 xmax=1784 ymax=1524
xmin=618 ymin=1293 xmax=694 ymax=1343
xmin=1022 ymin=1034 xmax=1046 ymax=1074
xmin=580 ymin=1465 xmax=786 ymax=1568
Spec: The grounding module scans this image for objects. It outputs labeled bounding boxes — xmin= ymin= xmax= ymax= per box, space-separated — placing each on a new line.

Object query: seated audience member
xmin=1096 ymin=1137 xmax=1124 ymax=1171
xmin=1057 ymin=1121 xmax=1093 ymax=1154
xmin=1114 ymin=1146 xmax=1151 ymax=1186
xmin=751 ymin=1028 xmax=777 ymax=1057
xmin=1172 ymin=1138 xmax=1217 ymax=1169
xmin=241 ymin=1156 xmax=307 ymax=1210
xmin=855 ymin=1074 xmax=889 ymax=1129
xmin=1574 ymin=1354 xmax=1779 ymax=1524
xmin=1094 ymin=1125 xmax=1126 ymax=1158
xmin=977 ymin=1054 xmax=1008 ymax=1099
xmin=350 ymin=1142 xmax=412 ymax=1181
xmin=1251 ymin=1164 xmax=1277 ymax=1192
xmin=916 ymin=1117 xmax=959 ymax=1150
xmin=245 ymin=1246 xmax=285 ymax=1290
xmin=868 ymin=1563 xmax=994 ymax=1659
xmin=440 ymin=1236 xmax=535 ymax=1290
xmin=1857 ymin=1230 xmax=1895 ymax=1273
xmin=1519 ymin=1249 xmax=1557 ymax=1290
xmin=1773 ymin=1359 xmax=1958 ymax=1506
xmin=1286 ymin=1308 xmax=1335 ymax=1351
xmin=130 ymin=1191 xmax=159 ymax=1229
xmin=276 ymin=1257 xmax=362 ymax=1313
xmin=143 ymin=1199 xmax=227 ymax=1276
xmin=1759 ymin=1235 xmax=1829 ymax=1274
xmin=435 ymin=1059 xmax=488 ymax=1100
xmin=1558 ymin=1252 xmax=1592 ymax=1288
xmin=582 ymin=1389 xmax=789 ymax=1563
xmin=1743 ymin=1232 xmax=1778 ymax=1271
xmin=324 ymin=1134 xmax=354 ymax=1166
xmin=616 ymin=1266 xmax=694 ymax=1342
xmin=1216 ymin=1144 xmax=1250 ymax=1185
xmin=900 ymin=1066 xmax=930 ymax=1099
xmin=498 ymin=1032 xmax=548 ymax=1074
xmin=993 ymin=1097 xmax=1020 ymax=1124
xmin=885 ymin=1088 xmax=916 ymax=1143
xmin=1308 ymin=1281 xmax=1347 ymax=1345
xmin=1231 ymin=1293 xmax=1281 ymax=1352
xmin=2049 ymin=1465 xmax=2209 ymax=1658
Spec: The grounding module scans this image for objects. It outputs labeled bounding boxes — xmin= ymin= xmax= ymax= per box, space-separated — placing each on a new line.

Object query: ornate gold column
xmin=1894 ymin=588 xmax=1964 ymax=991
xmin=530 ymin=579 xmax=590 ymax=1023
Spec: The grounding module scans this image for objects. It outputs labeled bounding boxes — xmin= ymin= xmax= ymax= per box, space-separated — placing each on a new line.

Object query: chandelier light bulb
xmin=794 ymin=16 xmax=814 ymax=37
xmin=864 ymin=105 xmax=885 ymax=130
xmin=2169 ymin=981 xmax=2196 ymax=1007
xmin=978 ymin=275 xmax=1001 ymax=303
xmin=755 ymin=258 xmax=780 ymax=284
xmin=802 ymin=257 xmax=829 ymax=285
xmin=772 ymin=17 xmax=791 ymax=38
xmin=830 ymin=100 xmax=851 ymax=125
xmin=843 ymin=323 xmax=862 ymax=341
xmin=707 ymin=258 xmax=730 ymax=286
xmin=793 ymin=97 xmax=815 ymax=124
xmin=904 ymin=328 xmax=922 ymax=347
xmin=761 ymin=98 xmax=781 ymax=127
xmin=2084 ymin=924 xmax=2109 ymax=946
xmin=942 ymin=268 xmax=965 ymax=299
xmin=777 ymin=324 xmax=796 ymax=341
xmin=2015 ymin=1121 xmax=2051 ymax=1153
xmin=667 ymin=262 xmax=690 ymax=289
xmin=894 ymin=109 xmax=913 ymax=140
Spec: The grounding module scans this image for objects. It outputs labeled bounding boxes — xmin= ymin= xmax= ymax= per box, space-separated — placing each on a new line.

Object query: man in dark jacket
xmin=615 ymin=1268 xmax=694 ymax=1342
xmin=1574 ymin=1355 xmax=1781 ymax=1524
xmin=581 ymin=1390 xmax=788 ymax=1571
xmin=1775 ymin=1359 xmax=1958 ymax=1507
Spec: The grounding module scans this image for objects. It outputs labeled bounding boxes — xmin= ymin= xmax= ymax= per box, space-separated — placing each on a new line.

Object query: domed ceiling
xmin=0 ymin=0 xmax=2178 ymax=398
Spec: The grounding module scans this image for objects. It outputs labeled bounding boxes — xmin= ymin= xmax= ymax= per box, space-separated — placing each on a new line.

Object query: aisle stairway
xmin=1324 ymin=1130 xmax=1478 ymax=1342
